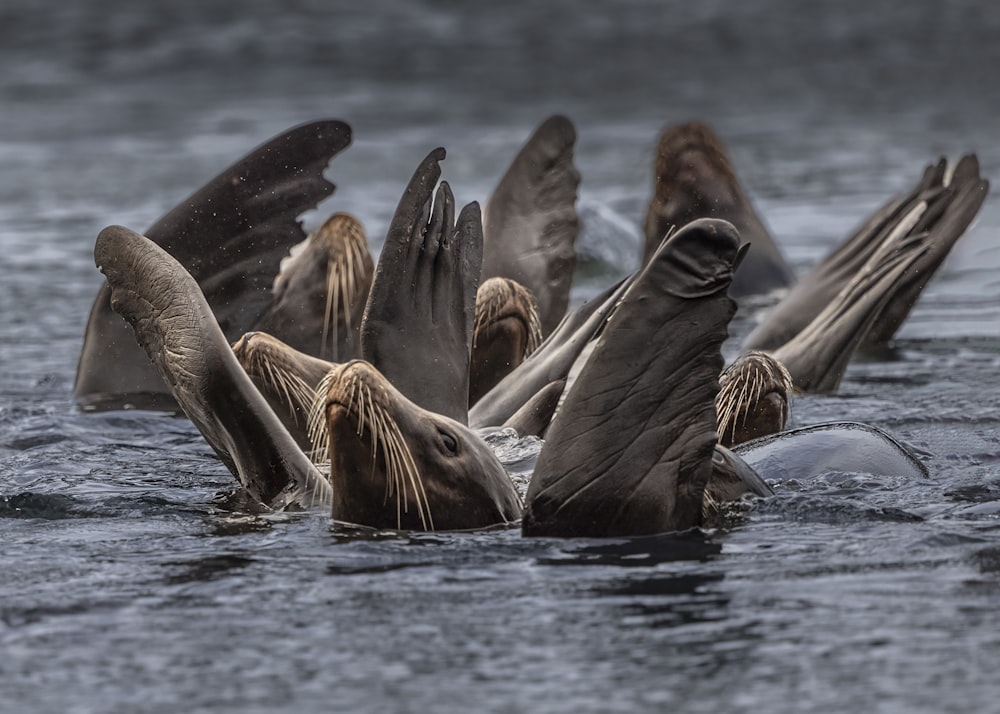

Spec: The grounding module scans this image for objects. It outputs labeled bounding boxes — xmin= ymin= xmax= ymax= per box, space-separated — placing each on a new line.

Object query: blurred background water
xmin=3 ymin=1 xmax=1000 ymax=712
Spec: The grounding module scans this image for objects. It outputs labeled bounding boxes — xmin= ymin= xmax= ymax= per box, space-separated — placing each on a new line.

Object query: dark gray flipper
xmin=468 ymin=276 xmax=631 ymax=430
xmin=76 ymin=120 xmax=352 ymax=410
xmin=745 ymin=154 xmax=988 ymax=351
xmin=361 ymin=149 xmax=483 ymax=424
xmin=523 ymin=218 xmax=743 ymax=538
xmin=482 ymin=115 xmax=580 ymax=335
xmin=94 ymin=225 xmax=330 ymax=510
xmin=770 ymin=224 xmax=930 ymax=393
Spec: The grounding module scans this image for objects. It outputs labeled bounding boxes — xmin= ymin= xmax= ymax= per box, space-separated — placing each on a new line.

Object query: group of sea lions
xmin=74 ymin=116 xmax=989 ymax=538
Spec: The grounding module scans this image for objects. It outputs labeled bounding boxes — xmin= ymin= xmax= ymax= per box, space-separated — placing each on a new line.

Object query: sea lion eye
xmin=439 ymin=430 xmax=458 ymax=455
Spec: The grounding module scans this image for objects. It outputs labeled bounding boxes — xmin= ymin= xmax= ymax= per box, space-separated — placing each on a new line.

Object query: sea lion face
xmin=470 ymin=277 xmax=542 ymax=405
xmin=232 ymin=331 xmax=337 ymax=455
xmin=715 ymin=351 xmax=792 ymax=447
xmin=317 ymin=360 xmax=522 ymax=531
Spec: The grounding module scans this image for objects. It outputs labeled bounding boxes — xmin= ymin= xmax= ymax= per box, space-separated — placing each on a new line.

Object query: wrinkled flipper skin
xmin=745 ymin=154 xmax=989 ymax=351
xmin=523 ymin=218 xmax=743 ymax=538
xmin=468 ymin=276 xmax=631 ymax=430
xmin=361 ymin=149 xmax=483 ymax=425
xmin=482 ymin=115 xmax=580 ymax=336
xmin=76 ymin=120 xmax=352 ymax=410
xmin=94 ymin=225 xmax=330 ymax=510
xmin=643 ymin=121 xmax=793 ymax=297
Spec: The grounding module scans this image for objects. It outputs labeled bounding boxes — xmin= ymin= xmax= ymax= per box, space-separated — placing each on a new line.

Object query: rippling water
xmin=3 ymin=2 xmax=1000 ymax=712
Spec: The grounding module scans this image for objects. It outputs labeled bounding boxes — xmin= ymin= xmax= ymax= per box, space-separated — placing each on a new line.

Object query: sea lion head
xmin=715 ymin=351 xmax=793 ymax=447
xmin=260 ymin=211 xmax=373 ymax=361
xmin=232 ymin=331 xmax=336 ymax=455
xmin=470 ymin=277 xmax=543 ymax=405
xmin=312 ymin=360 xmax=522 ymax=531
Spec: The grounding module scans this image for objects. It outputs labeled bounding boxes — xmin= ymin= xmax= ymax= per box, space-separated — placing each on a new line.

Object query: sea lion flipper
xmin=76 ymin=120 xmax=353 ymax=409
xmin=482 ymin=115 xmax=581 ymax=335
xmin=864 ymin=156 xmax=989 ymax=344
xmin=362 ymin=152 xmax=480 ymax=424
xmin=95 ymin=225 xmax=330 ymax=509
xmin=523 ymin=218 xmax=741 ymax=538
xmin=745 ymin=152 xmax=989 ymax=353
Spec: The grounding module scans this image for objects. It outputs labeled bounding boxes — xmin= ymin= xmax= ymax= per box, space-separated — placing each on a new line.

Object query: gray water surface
xmin=3 ymin=2 xmax=1000 ymax=712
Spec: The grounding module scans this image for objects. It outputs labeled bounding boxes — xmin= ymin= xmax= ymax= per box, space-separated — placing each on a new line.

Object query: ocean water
xmin=3 ymin=1 xmax=1000 ymax=712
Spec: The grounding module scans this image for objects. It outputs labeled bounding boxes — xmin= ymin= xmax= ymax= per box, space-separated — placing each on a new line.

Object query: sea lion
xmin=470 ymin=276 xmax=542 ymax=406
xmin=315 ymin=360 xmax=522 ymax=531
xmin=481 ymin=114 xmax=581 ymax=336
xmin=94 ymin=225 xmax=331 ymax=511
xmin=522 ymin=218 xmax=746 ymax=538
xmin=468 ymin=276 xmax=632 ymax=430
xmin=642 ymin=121 xmax=793 ymax=297
xmin=231 ymin=331 xmax=335 ymax=455
xmin=744 ymin=154 xmax=989 ymax=352
xmin=251 ymin=211 xmax=373 ymax=362
xmin=93 ymin=149 xmax=523 ymax=531
xmin=715 ymin=351 xmax=793 ymax=448
xmin=733 ymin=422 xmax=928 ymax=482
xmin=76 ymin=119 xmax=353 ymax=411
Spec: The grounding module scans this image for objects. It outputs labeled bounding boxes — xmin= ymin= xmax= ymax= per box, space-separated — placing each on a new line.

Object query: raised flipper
xmin=361 ymin=149 xmax=483 ymax=424
xmin=482 ymin=115 xmax=580 ymax=336
xmin=76 ymin=120 xmax=352 ymax=411
xmin=468 ymin=276 xmax=631 ymax=430
xmin=643 ymin=121 xmax=793 ymax=297
xmin=745 ymin=154 xmax=988 ymax=351
xmin=94 ymin=225 xmax=331 ymax=511
xmin=523 ymin=218 xmax=744 ymax=538
xmin=770 ymin=225 xmax=930 ymax=393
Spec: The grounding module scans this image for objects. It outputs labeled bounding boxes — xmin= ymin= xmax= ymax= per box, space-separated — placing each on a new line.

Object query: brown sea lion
xmin=470 ymin=276 xmax=542 ymax=406
xmin=642 ymin=121 xmax=794 ymax=297
xmin=231 ymin=331 xmax=335 ymax=455
xmin=315 ymin=360 xmax=522 ymax=531
xmin=251 ymin=211 xmax=373 ymax=362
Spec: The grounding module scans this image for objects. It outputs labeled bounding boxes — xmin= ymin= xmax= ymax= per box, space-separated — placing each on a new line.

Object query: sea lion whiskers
xmin=238 ymin=337 xmax=316 ymax=429
xmin=473 ymin=278 xmax=542 ymax=354
xmin=314 ymin=365 xmax=434 ymax=530
xmin=317 ymin=213 xmax=371 ymax=361
xmin=716 ymin=352 xmax=792 ymax=447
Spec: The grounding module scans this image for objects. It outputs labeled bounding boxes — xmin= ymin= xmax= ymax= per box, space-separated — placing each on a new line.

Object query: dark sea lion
xmin=744 ymin=154 xmax=989 ymax=352
xmin=522 ymin=218 xmax=745 ymax=538
xmin=76 ymin=119 xmax=353 ymax=411
xmin=481 ymin=114 xmax=580 ymax=335
xmin=733 ymin=422 xmax=928 ymax=482
xmin=361 ymin=148 xmax=483 ymax=425
xmin=316 ymin=360 xmax=522 ymax=531
xmin=470 ymin=276 xmax=542 ymax=406
xmin=231 ymin=331 xmax=335 ymax=455
xmin=643 ymin=121 xmax=793 ymax=297
xmin=94 ymin=225 xmax=331 ymax=511
xmin=251 ymin=211 xmax=373 ymax=362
